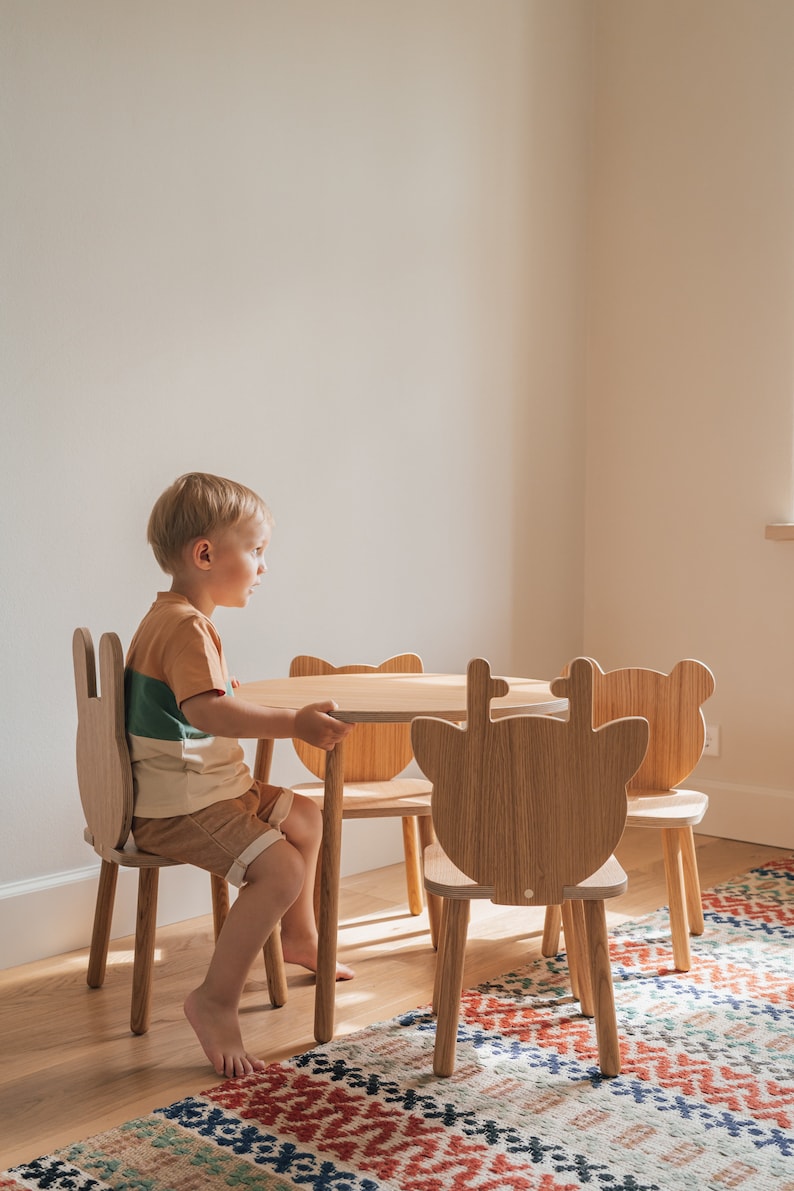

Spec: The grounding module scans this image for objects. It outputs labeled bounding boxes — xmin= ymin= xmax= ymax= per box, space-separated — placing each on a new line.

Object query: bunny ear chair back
xmin=72 ymin=627 xmax=284 ymax=1035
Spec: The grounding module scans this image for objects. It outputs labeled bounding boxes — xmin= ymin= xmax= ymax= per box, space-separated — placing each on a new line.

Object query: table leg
xmin=253 ymin=737 xmax=275 ymax=783
xmin=314 ymin=738 xmax=345 ymax=1043
xmin=252 ymin=738 xmax=287 ymax=1006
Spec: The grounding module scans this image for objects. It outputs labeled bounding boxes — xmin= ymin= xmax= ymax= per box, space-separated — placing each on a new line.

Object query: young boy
xmin=125 ymin=471 xmax=354 ymax=1079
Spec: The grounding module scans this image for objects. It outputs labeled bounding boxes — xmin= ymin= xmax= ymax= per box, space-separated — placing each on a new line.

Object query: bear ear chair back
xmin=415 ymin=654 xmax=649 ymax=1079
xmin=71 ymin=626 xmax=277 ymax=1038
xmin=543 ymin=656 xmax=716 ymax=973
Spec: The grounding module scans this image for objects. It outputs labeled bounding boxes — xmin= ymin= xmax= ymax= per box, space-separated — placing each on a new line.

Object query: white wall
xmin=1 ymin=1 xmax=593 ymax=965
xmin=4 ymin=1 xmax=792 ymax=972
xmin=585 ymin=0 xmax=794 ymax=845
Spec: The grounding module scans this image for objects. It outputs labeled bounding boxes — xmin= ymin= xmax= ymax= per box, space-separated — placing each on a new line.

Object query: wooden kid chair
xmin=541 ymin=658 xmax=715 ymax=972
xmin=73 ymin=627 xmax=286 ymax=1035
xmin=411 ymin=657 xmax=648 ymax=1078
xmin=288 ymin=654 xmax=440 ymax=943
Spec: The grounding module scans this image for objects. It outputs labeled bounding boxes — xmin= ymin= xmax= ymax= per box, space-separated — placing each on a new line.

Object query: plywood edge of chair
xmin=423 ymin=843 xmax=494 ymax=901
xmin=90 ymin=838 xmax=182 ymax=869
xmin=626 ymin=788 xmax=708 ymax=827
xmin=563 ymin=854 xmax=628 ymax=901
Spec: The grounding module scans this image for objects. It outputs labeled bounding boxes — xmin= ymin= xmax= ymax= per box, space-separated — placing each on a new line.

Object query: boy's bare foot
xmin=184 ymin=987 xmax=266 ymax=1078
xmin=281 ymin=936 xmax=355 ymax=981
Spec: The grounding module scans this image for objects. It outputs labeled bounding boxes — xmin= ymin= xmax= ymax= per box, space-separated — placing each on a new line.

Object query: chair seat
xmin=424 ymin=842 xmax=627 ymax=902
xmin=626 ymin=787 xmax=708 ymax=828
xmin=292 ymin=777 xmax=432 ymax=819
xmin=84 ymin=826 xmax=181 ymax=869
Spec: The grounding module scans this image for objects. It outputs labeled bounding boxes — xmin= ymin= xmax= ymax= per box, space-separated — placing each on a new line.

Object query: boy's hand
xmin=295 ymin=700 xmax=354 ymax=750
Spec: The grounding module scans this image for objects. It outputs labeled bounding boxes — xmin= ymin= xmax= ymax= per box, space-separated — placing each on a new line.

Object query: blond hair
xmin=147 ymin=472 xmax=273 ymax=574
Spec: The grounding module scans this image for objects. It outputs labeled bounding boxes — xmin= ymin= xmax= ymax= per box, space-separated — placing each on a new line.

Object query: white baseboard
xmin=697 ymin=779 xmax=794 ymax=849
xmin=0 ymin=863 xmax=216 ymax=971
xmin=0 ymin=820 xmax=405 ymax=971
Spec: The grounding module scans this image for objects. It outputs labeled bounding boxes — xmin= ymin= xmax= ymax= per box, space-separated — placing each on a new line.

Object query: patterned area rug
xmin=2 ymin=857 xmax=792 ymax=1191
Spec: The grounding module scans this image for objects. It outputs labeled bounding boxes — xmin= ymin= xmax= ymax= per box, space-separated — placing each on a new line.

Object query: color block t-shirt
xmin=125 ymin=592 xmax=252 ymax=817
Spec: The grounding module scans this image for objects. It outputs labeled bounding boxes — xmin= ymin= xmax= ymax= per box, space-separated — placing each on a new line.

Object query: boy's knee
xmin=287 ymin=793 xmax=323 ymax=841
xmin=246 ymin=838 xmax=305 ymax=901
xmin=304 ymin=796 xmax=322 ymax=835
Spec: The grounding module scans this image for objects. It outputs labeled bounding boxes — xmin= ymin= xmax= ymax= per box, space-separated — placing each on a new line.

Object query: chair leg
xmin=130 ymin=868 xmax=159 ymax=1036
xmin=563 ymin=900 xmax=593 ymax=1014
xmin=431 ymin=898 xmax=449 ymax=1014
xmin=541 ymin=905 xmax=562 ymax=957
xmin=661 ymin=827 xmax=692 ymax=971
xmin=433 ymin=898 xmax=470 ymax=1078
xmin=680 ymin=826 xmax=705 ymax=936
xmin=582 ymin=899 xmax=621 ymax=1077
xmin=425 ymin=893 xmax=443 ymax=950
xmin=418 ymin=818 xmax=442 ymax=949
xmin=263 ymin=922 xmax=288 ymax=1008
xmin=401 ymin=817 xmax=424 ymax=916
xmin=210 ymin=873 xmax=230 ymax=940
xmin=87 ymin=859 xmax=118 ymax=989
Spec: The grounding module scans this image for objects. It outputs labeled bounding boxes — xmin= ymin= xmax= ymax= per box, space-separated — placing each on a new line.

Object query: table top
xmin=237 ymin=671 xmax=567 ymax=723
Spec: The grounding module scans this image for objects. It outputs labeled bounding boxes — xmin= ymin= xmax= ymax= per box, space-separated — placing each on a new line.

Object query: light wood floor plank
xmin=0 ymin=830 xmax=782 ymax=1168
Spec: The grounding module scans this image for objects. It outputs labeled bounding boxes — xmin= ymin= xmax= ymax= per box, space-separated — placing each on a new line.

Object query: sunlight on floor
xmin=104 ymin=948 xmax=164 ymax=967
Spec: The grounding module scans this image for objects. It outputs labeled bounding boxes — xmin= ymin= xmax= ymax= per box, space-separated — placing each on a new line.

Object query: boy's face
xmin=205 ymin=513 xmax=272 ymax=609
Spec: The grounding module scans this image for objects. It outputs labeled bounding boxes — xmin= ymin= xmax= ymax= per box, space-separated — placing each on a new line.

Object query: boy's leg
xmin=186 ymin=838 xmax=304 ymax=1078
xmin=278 ymin=794 xmax=354 ymax=981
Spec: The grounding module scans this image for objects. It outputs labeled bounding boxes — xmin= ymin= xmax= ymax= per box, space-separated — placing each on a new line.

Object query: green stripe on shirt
xmin=124 ymin=668 xmax=221 ymax=741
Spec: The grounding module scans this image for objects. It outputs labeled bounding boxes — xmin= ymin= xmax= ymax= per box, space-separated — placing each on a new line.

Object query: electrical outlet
xmin=704 ymin=723 xmax=721 ymax=757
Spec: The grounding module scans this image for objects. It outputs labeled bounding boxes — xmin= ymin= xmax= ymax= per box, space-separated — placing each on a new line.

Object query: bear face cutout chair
xmin=412 ymin=657 xmax=648 ymax=1078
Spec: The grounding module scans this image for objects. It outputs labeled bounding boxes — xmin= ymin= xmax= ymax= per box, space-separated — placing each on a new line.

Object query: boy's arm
xmin=181 ymin=689 xmax=353 ymax=751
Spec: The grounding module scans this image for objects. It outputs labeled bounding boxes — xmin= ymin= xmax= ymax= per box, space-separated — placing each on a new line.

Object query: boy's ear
xmin=191 ymin=538 xmax=213 ymax=570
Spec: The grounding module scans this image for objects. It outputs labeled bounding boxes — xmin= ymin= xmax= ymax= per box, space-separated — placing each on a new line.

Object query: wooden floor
xmin=0 ymin=829 xmax=783 ymax=1170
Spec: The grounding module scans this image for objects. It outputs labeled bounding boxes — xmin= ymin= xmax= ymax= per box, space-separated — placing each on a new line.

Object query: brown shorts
xmin=132 ymin=781 xmax=294 ymax=888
